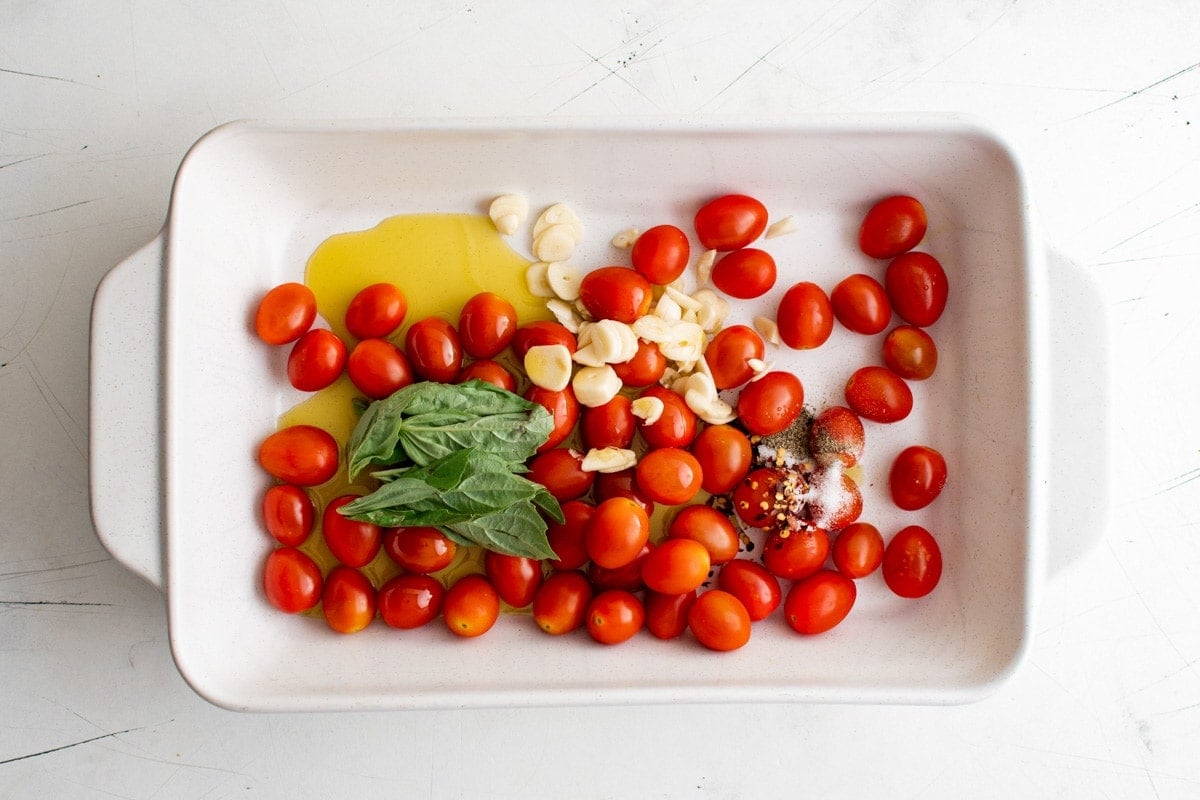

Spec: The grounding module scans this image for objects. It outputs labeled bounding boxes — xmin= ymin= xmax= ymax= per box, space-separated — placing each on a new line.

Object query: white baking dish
xmin=90 ymin=119 xmax=1071 ymax=710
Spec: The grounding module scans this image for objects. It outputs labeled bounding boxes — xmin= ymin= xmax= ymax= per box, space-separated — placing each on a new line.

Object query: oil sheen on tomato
xmin=277 ymin=214 xmax=546 ymax=601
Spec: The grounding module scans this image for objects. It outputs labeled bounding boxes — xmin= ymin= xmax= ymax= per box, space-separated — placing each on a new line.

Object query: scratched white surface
xmin=2 ymin=1 xmax=1198 ymax=797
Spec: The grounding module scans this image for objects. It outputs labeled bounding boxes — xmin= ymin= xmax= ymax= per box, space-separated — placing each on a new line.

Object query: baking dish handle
xmin=89 ymin=233 xmax=166 ymax=590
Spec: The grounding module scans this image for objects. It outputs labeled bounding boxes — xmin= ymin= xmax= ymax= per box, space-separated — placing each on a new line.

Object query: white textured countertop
xmin=2 ymin=2 xmax=1198 ymax=797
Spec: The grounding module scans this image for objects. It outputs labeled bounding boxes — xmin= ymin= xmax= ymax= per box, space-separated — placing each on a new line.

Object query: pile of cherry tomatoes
xmin=253 ymin=192 xmax=949 ymax=651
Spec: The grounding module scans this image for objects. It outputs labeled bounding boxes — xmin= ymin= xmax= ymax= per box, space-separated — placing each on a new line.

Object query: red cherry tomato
xmin=586 ymin=589 xmax=645 ymax=645
xmin=716 ymin=559 xmax=781 ymax=621
xmin=807 ymin=406 xmax=865 ymax=467
xmin=585 ymin=497 xmax=651 ymax=569
xmin=844 ymin=366 xmax=913 ymax=423
xmin=588 ymin=542 xmax=653 ymax=592
xmin=859 ymin=196 xmax=927 ymax=259
xmin=382 ymin=526 xmax=456 ymax=574
xmin=831 ymin=522 xmax=884 ymax=579
xmin=443 ymin=575 xmax=501 ymax=637
xmin=525 ymin=385 xmax=579 ymax=452
xmin=527 ymin=447 xmax=594 ymax=502
xmin=883 ymin=325 xmax=938 ymax=380
xmin=287 ymin=328 xmax=347 ymax=392
xmin=704 ymin=325 xmax=765 ymax=389
xmin=532 ymin=570 xmax=593 ymax=635
xmin=831 ymin=273 xmax=891 ymax=335
xmin=484 ymin=551 xmax=544 ymax=608
xmin=637 ymin=386 xmax=698 ymax=448
xmin=645 ymin=589 xmax=697 ymax=640
xmin=882 ymin=525 xmax=942 ymax=598
xmin=736 ymin=371 xmax=803 ymax=435
xmin=404 ymin=317 xmax=463 ymax=382
xmin=694 ymin=194 xmax=768 ymax=251
xmin=889 ymin=445 xmax=948 ymax=510
xmin=762 ymin=527 xmax=830 ymax=581
xmin=257 ymin=425 xmax=339 ymax=486
xmin=322 ymin=566 xmax=377 ymax=634
xmin=511 ymin=321 xmax=577 ymax=359
xmin=458 ymin=291 xmax=518 ymax=359
xmin=545 ymin=500 xmax=594 ymax=571
xmin=635 ymin=447 xmax=703 ymax=506
xmin=667 ymin=504 xmax=739 ymax=565
xmin=885 ymin=252 xmax=948 ymax=327
xmin=579 ymin=266 xmax=654 ymax=323
xmin=690 ymin=424 xmax=752 ymax=495
xmin=345 ymin=282 xmax=407 ymax=340
xmin=255 ymin=282 xmax=316 ymax=345
xmin=262 ymin=484 xmax=314 ymax=546
xmin=347 ymin=338 xmax=413 ymax=399
xmin=378 ymin=573 xmax=443 ymax=629
xmin=612 ymin=339 xmax=667 ymax=387
xmin=711 ymin=249 xmax=777 ymax=300
xmin=784 ymin=569 xmax=856 ymax=635
xmin=262 ymin=547 xmax=322 ymax=613
xmin=456 ymin=359 xmax=517 ymax=392
xmin=776 ymin=282 xmax=834 ymax=350
xmin=322 ymin=495 xmax=382 ymax=568
xmin=687 ymin=589 xmax=752 ymax=651
xmin=732 ymin=467 xmax=781 ymax=528
xmin=631 ymin=224 xmax=690 ymax=285
xmin=581 ymin=395 xmax=635 ymax=451
xmin=808 ymin=473 xmax=863 ymax=531
xmin=593 ymin=469 xmax=655 ymax=518
xmin=640 ymin=538 xmax=711 ymax=595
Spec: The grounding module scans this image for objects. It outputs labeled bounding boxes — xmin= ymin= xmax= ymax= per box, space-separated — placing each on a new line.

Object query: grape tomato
xmin=631 ymin=224 xmax=690 ymax=285
xmin=711 ymin=249 xmax=777 ymax=299
xmin=831 ymin=273 xmax=891 ymax=335
xmin=404 ymin=317 xmax=463 ymax=382
xmin=704 ymin=325 xmax=765 ymax=390
xmin=883 ymin=325 xmax=938 ymax=380
xmin=885 ymin=252 xmax=948 ymax=327
xmin=859 ymin=195 xmax=927 ymax=259
xmin=694 ymin=194 xmax=768 ymax=251
xmin=776 ymin=282 xmax=833 ymax=350
xmin=883 ymin=525 xmax=943 ymax=598
xmin=844 ymin=366 xmax=913 ymax=424
xmin=255 ymin=282 xmax=316 ymax=345
xmin=287 ymin=328 xmax=347 ymax=392
xmin=345 ymin=282 xmax=407 ymax=340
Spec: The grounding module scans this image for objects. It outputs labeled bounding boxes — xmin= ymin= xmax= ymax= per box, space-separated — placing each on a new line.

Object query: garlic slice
xmin=545 ymin=299 xmax=582 ymax=333
xmin=765 ymin=215 xmax=798 ymax=239
xmin=581 ymin=447 xmax=638 ymax=474
xmin=524 ymin=344 xmax=573 ymax=392
xmin=533 ymin=224 xmax=578 ymax=263
xmin=572 ymin=365 xmax=622 ymax=407
xmin=695 ymin=249 xmax=716 ymax=286
xmin=657 ymin=321 xmax=706 ymax=363
xmin=753 ymin=315 xmax=781 ymax=346
xmin=692 ymin=289 xmax=729 ymax=332
xmin=488 ymin=193 xmax=528 ymax=235
xmin=525 ymin=262 xmax=556 ymax=298
xmin=533 ymin=203 xmax=583 ymax=241
xmin=653 ymin=293 xmax=683 ymax=323
xmin=546 ymin=261 xmax=582 ymax=301
xmin=631 ymin=395 xmax=665 ymax=426
xmin=611 ymin=228 xmax=639 ymax=249
xmin=664 ymin=285 xmax=702 ymax=312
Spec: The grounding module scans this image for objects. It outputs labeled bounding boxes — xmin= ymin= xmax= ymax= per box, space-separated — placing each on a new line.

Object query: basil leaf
xmin=444 ymin=505 xmax=558 ymax=561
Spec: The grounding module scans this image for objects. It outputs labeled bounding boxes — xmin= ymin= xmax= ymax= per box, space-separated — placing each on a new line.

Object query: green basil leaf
xmin=444 ymin=504 xmax=558 ymax=560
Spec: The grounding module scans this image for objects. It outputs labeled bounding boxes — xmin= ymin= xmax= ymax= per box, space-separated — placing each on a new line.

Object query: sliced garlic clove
xmin=572 ymin=365 xmax=622 ymax=407
xmin=524 ymin=343 xmax=573 ymax=392
xmin=533 ymin=203 xmax=583 ymax=241
xmin=526 ymin=261 xmax=556 ymax=298
xmin=692 ymin=288 xmax=730 ymax=332
xmin=489 ymin=193 xmax=528 ymax=235
xmin=630 ymin=396 xmax=665 ymax=426
xmin=546 ymin=261 xmax=582 ymax=301
xmin=632 ymin=314 xmax=672 ymax=343
xmin=654 ymin=293 xmax=683 ymax=323
xmin=664 ymin=285 xmax=702 ymax=313
xmin=572 ymin=342 xmax=607 ymax=368
xmin=695 ymin=398 xmax=737 ymax=425
xmin=533 ymin=224 xmax=578 ymax=263
xmin=695 ymin=249 xmax=716 ymax=286
xmin=753 ymin=315 xmax=781 ymax=346
xmin=765 ymin=215 xmax=798 ymax=239
xmin=581 ymin=447 xmax=638 ymax=474
xmin=658 ymin=321 xmax=706 ymax=363
xmin=546 ymin=298 xmax=582 ymax=333
xmin=611 ymin=228 xmax=640 ymax=249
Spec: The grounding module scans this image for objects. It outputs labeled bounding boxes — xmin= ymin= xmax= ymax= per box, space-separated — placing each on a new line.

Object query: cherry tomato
xmin=641 ymin=538 xmax=711 ymax=595
xmin=322 ymin=495 xmax=382 ymax=568
xmin=631 ymin=224 xmax=690 ymax=285
xmin=776 ymin=282 xmax=833 ymax=350
xmin=883 ymin=325 xmax=938 ymax=380
xmin=635 ymin=447 xmax=703 ymax=506
xmin=258 ymin=425 xmax=339 ymax=486
xmin=808 ymin=473 xmax=863 ymax=531
xmin=458 ymin=291 xmax=518 ymax=359
xmin=694 ymin=194 xmax=768 ymax=251
xmin=644 ymin=589 xmax=697 ymax=640
xmin=345 ymin=282 xmax=407 ymax=340
xmin=255 ymin=282 xmax=316 ymax=345
xmin=859 ymin=195 xmax=927 ymax=259
xmin=511 ymin=321 xmax=577 ymax=359
xmin=383 ymin=526 xmax=456 ymax=574
xmin=525 ymin=385 xmax=579 ymax=452
xmin=527 ymin=447 xmax=594 ymax=502
xmin=322 ymin=566 xmax=377 ymax=634
xmin=612 ymin=339 xmax=667 ymax=387
xmin=732 ymin=467 xmax=781 ymax=528
xmin=668 ymin=504 xmax=739 ymax=565
xmin=378 ymin=573 xmax=443 ymax=629
xmin=287 ymin=328 xmax=348 ymax=392
xmin=484 ymin=551 xmax=543 ymax=608
xmin=545 ymin=500 xmax=594 ymax=571
xmin=831 ymin=273 xmax=891 ymax=335
xmin=844 ymin=366 xmax=913 ymax=423
xmin=885 ymin=252 xmax=948 ymax=327
xmin=883 ymin=525 xmax=943 ymax=598
xmin=637 ymin=385 xmax=697 ymax=448
xmin=593 ymin=469 xmax=655 ymax=518
xmin=443 ymin=574 xmax=501 ymax=637
xmin=687 ymin=589 xmax=752 ymax=651
xmin=262 ymin=546 xmax=322 ymax=613
xmin=404 ymin=317 xmax=463 ymax=382
xmin=456 ymin=359 xmax=517 ymax=392
xmin=262 ymin=484 xmax=314 ymax=546
xmin=586 ymin=589 xmax=644 ymax=645
xmin=585 ymin=497 xmax=651 ymax=569
xmin=704 ymin=325 xmax=765 ymax=389
xmin=588 ymin=542 xmax=653 ymax=592
xmin=762 ymin=527 xmax=830 ymax=581
xmin=711 ymin=249 xmax=777 ymax=300
xmin=581 ymin=395 xmax=635 ymax=451
xmin=532 ymin=570 xmax=593 ymax=635
xmin=736 ymin=371 xmax=803 ymax=435
xmin=808 ymin=406 xmax=865 ymax=467
xmin=579 ymin=266 xmax=654 ymax=323
xmin=784 ymin=569 xmax=856 ymax=635
xmin=690 ymin=424 xmax=752 ymax=495
xmin=347 ymin=338 xmax=413 ymax=399
xmin=831 ymin=522 xmax=884 ymax=579
xmin=716 ymin=559 xmax=781 ymax=621
xmin=889 ymin=445 xmax=948 ymax=510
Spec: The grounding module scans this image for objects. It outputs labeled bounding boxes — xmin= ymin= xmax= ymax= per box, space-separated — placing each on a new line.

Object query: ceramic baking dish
xmin=91 ymin=118 xmax=1067 ymax=710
